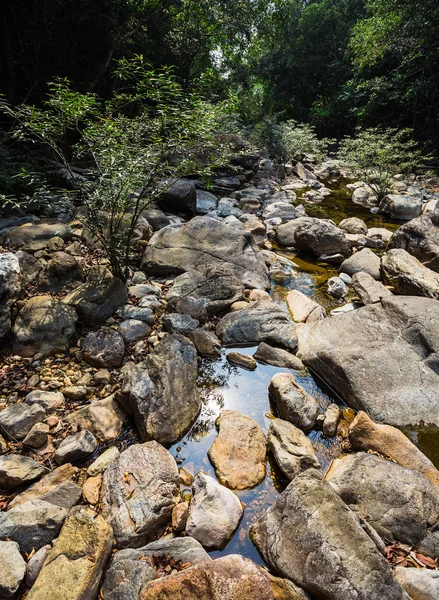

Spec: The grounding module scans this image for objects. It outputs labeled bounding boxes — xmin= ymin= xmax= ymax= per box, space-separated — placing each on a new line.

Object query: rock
xmin=250 ymin=469 xmax=409 ymax=600
xmin=339 ymin=217 xmax=368 ymax=235
xmin=216 ymin=301 xmax=297 ymax=351
xmin=368 ymin=227 xmax=393 ymax=243
xmin=267 ymin=573 xmax=310 ymax=600
xmin=141 ymin=216 xmax=270 ymax=290
xmin=389 ymin=212 xmax=439 ymax=272
xmin=179 ymin=467 xmax=194 ymax=487
xmin=25 ymin=544 xmax=51 ymax=588
xmin=63 ymin=277 xmax=128 ymax=326
xmin=13 ymin=296 xmax=78 ymax=357
xmin=351 ymin=271 xmax=392 ymax=304
xmin=38 ymin=252 xmax=83 ymax=292
xmin=140 ymin=554 xmax=274 ymax=600
xmin=82 ymin=476 xmax=101 ymax=505
xmin=62 ymin=385 xmax=87 ymax=400
xmin=0 ymin=541 xmax=26 ymax=598
xmin=381 ymin=249 xmax=439 ymax=298
xmin=87 ymin=446 xmax=119 ymax=477
xmin=269 ymin=373 xmax=319 ymax=432
xmin=102 ymin=441 xmax=179 ymax=548
xmin=93 ymin=369 xmax=111 ymax=385
xmin=66 ymin=395 xmax=126 ymax=442
xmin=6 ymin=223 xmax=73 ymax=251
xmin=186 ymin=473 xmax=243 ymax=549
xmin=278 ymin=218 xmax=350 ymax=258
xmin=326 ymin=452 xmax=439 ymax=558
xmin=23 ymin=422 xmax=50 ymax=448
xmin=118 ymin=319 xmax=151 ymax=344
xmin=0 ymin=402 xmax=45 ymax=440
xmin=142 ymin=207 xmax=171 ymax=231
xmin=167 ymin=263 xmax=245 ymax=315
xmin=189 ymin=329 xmax=222 ymax=358
xmin=327 ymin=276 xmax=348 ymax=298
xmin=27 ymin=506 xmax=113 ymax=600
xmin=322 ymin=404 xmax=340 ymax=437
xmin=24 ymin=390 xmax=65 ymax=413
xmin=379 ymin=194 xmax=423 ymax=220
xmin=0 ymin=499 xmax=68 ymax=553
xmin=340 ymin=248 xmax=382 ymax=280
xmin=172 ymin=501 xmax=189 ymax=532
xmin=82 ymin=327 xmax=125 ymax=368
xmin=352 ymin=186 xmax=376 ymax=206
xmin=248 ymin=289 xmax=271 ymax=302
xmin=394 ymin=567 xmax=439 ymax=600
xmin=166 ymin=295 xmax=208 ymax=322
xmin=296 ymin=296 xmax=439 ymax=427
xmin=268 ymin=418 xmax=320 ymax=481
xmin=208 ymin=410 xmax=266 ymax=490
xmin=253 ymin=343 xmax=304 ymax=370
xmin=0 ymin=252 xmax=21 ymax=304
xmin=9 ymin=464 xmax=81 ymax=510
xmin=196 ymin=189 xmax=218 ymax=214
xmin=15 ymin=251 xmax=43 ymax=286
xmin=263 ymin=202 xmax=302 ymax=221
xmin=120 ymin=334 xmax=200 ymax=445
xmin=55 ymin=430 xmax=97 ymax=465
xmin=226 ymin=351 xmax=257 ymax=370
xmin=0 ymin=454 xmax=48 ymax=490
xmin=286 ymin=290 xmax=324 ymax=323
xmin=0 ymin=435 xmax=8 ymax=454
xmin=162 ymin=313 xmax=199 ymax=335
xmin=128 ymin=283 xmax=161 ymax=298
xmin=348 ymin=411 xmax=439 ymax=486
xmin=116 ymin=304 xmax=155 ymax=325
xmin=157 ymin=178 xmax=197 ymax=215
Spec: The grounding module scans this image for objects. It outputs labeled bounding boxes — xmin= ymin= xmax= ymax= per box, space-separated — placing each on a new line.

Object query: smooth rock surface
xmin=55 ymin=430 xmax=97 ymax=465
xmin=65 ymin=395 xmax=126 ymax=442
xmin=340 ymin=248 xmax=381 ymax=280
xmin=253 ymin=343 xmax=304 ymax=370
xmin=9 ymin=463 xmax=81 ymax=509
xmin=379 ymin=194 xmax=422 ymax=220
xmin=394 ymin=567 xmax=439 ymax=600
xmin=189 ymin=329 xmax=222 ymax=357
xmin=0 ymin=402 xmax=45 ymax=440
xmin=269 ymin=373 xmax=319 ymax=432
xmin=351 ymin=271 xmax=392 ymax=304
xmin=286 ymin=290 xmax=324 ymax=323
xmin=381 ymin=249 xmax=439 ymax=299
xmin=268 ymin=418 xmax=320 ymax=480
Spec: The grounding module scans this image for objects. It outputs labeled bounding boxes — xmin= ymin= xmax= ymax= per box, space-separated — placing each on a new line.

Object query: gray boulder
xmin=394 ymin=567 xmax=439 ymax=600
xmin=0 ymin=252 xmax=21 ymax=306
xmin=339 ymin=217 xmax=368 ymax=235
xmin=216 ymin=300 xmax=297 ymax=351
xmin=351 ymin=272 xmax=392 ymax=304
xmin=253 ymin=342 xmax=304 ymax=370
xmin=6 ymin=223 xmax=72 ymax=251
xmin=327 ymin=276 xmax=348 ymax=298
xmin=37 ymin=251 xmax=83 ymax=292
xmin=63 ymin=277 xmax=128 ymax=325
xmin=379 ymin=194 xmax=423 ymax=220
xmin=278 ymin=218 xmax=350 ymax=258
xmin=269 ymin=373 xmax=319 ymax=432
xmin=381 ymin=249 xmax=439 ymax=299
xmin=162 ymin=313 xmax=199 ymax=336
xmin=157 ymin=178 xmax=197 ymax=215
xmin=118 ymin=319 xmax=151 ymax=345
xmin=388 ymin=212 xmax=439 ymax=272
xmin=340 ymin=248 xmax=382 ymax=280
xmin=102 ymin=441 xmax=180 ymax=548
xmin=82 ymin=327 xmax=125 ymax=368
xmin=196 ymin=189 xmax=218 ymax=214
xmin=189 ymin=329 xmax=222 ymax=358
xmin=141 ymin=207 xmax=171 ymax=231
xmin=116 ymin=304 xmax=155 ymax=325
xmin=0 ymin=540 xmax=26 ymax=598
xmin=268 ymin=418 xmax=320 ymax=480
xmin=0 ymin=402 xmax=45 ymax=440
xmin=297 ymin=295 xmax=439 ymax=427
xmin=54 ymin=430 xmax=97 ymax=465
xmin=24 ymin=390 xmax=65 ymax=413
xmin=0 ymin=454 xmax=48 ymax=490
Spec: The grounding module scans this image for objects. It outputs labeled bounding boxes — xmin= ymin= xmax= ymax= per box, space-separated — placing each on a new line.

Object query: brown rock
xmin=82 ymin=476 xmax=101 ymax=505
xmin=226 ymin=351 xmax=257 ymax=370
xmin=172 ymin=501 xmax=189 ymax=532
xmin=65 ymin=395 xmax=126 ymax=443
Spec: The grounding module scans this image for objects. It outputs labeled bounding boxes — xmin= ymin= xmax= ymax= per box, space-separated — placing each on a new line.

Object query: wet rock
xmin=9 ymin=464 xmax=81 ymax=509
xmin=297 ymin=296 xmax=439 ymax=427
xmin=379 ymin=194 xmax=422 ymax=220
xmin=0 ymin=499 xmax=68 ymax=553
xmin=55 ymin=430 xmax=97 ymax=465
xmin=116 ymin=304 xmax=155 ymax=325
xmin=6 ymin=223 xmax=73 ymax=251
xmin=269 ymin=373 xmax=319 ymax=432
xmin=340 ymin=247 xmax=382 ymax=280
xmin=82 ymin=327 xmax=125 ymax=368
xmin=27 ymin=506 xmax=113 ymax=600
xmin=167 ymin=263 xmax=245 ymax=315
xmin=322 ymin=404 xmax=340 ymax=437
xmin=0 ymin=540 xmax=26 ymax=598
xmin=351 ymin=271 xmax=392 ymax=304
xmin=349 ymin=411 xmax=439 ymax=486
xmin=37 ymin=251 xmax=83 ymax=292
xmin=118 ymin=319 xmax=151 ymax=344
xmin=381 ymin=249 xmax=439 ymax=298
xmin=25 ymin=544 xmax=51 ymax=588
xmin=120 ymin=334 xmax=200 ymax=445
xmin=63 ymin=277 xmax=128 ymax=326
xmin=157 ymin=178 xmax=197 ymax=215
xmin=24 ymin=390 xmax=65 ymax=413
xmin=250 ymin=469 xmax=409 ymax=600
xmin=327 ymin=276 xmax=347 ymax=298
xmin=186 ymin=473 xmax=243 ymax=549
xmin=208 ymin=410 xmax=266 ymax=490
xmin=253 ymin=343 xmax=304 ymax=370
xmin=286 ymin=290 xmax=324 ymax=323
xmin=389 ymin=212 xmax=439 ymax=272
xmin=326 ymin=452 xmax=439 ymax=558
xmin=23 ymin=422 xmax=50 ymax=448
xmin=0 ymin=402 xmax=45 ymax=440
xmin=268 ymin=418 xmax=320 ymax=481
xmin=0 ymin=454 xmax=48 ymax=490
xmin=140 ymin=554 xmax=274 ymax=600
xmin=142 ymin=216 xmax=270 ymax=290
xmin=87 ymin=446 xmax=119 ymax=476
xmin=217 ymin=301 xmax=297 ymax=351
xmin=13 ymin=296 xmax=78 ymax=357
xmin=189 ymin=329 xmax=222 ymax=358
xmin=102 ymin=441 xmax=179 ymax=548
xmin=162 ymin=313 xmax=199 ymax=335
xmin=226 ymin=351 xmax=257 ymax=370
xmin=339 ymin=217 xmax=368 ymax=235
xmin=196 ymin=189 xmax=218 ymax=214
xmin=394 ymin=567 xmax=439 ymax=600
xmin=66 ymin=395 xmax=126 ymax=443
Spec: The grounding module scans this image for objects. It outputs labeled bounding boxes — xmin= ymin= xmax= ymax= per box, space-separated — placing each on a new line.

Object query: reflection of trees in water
xmin=197 ymin=357 xmax=237 ymax=394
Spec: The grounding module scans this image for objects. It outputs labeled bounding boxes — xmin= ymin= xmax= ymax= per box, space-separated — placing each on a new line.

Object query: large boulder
xmin=141 ymin=216 xmax=270 ymax=290
xmin=102 ymin=442 xmax=180 ymax=548
xmin=297 ymin=296 xmax=439 ymax=427
xmin=379 ymin=194 xmax=423 ymax=221
xmin=277 ymin=218 xmax=350 ymax=258
xmin=0 ymin=252 xmax=21 ymax=305
xmin=216 ymin=301 xmax=297 ymax=351
xmin=167 ymin=263 xmax=245 ymax=315
xmin=340 ymin=248 xmax=381 ymax=280
xmin=27 ymin=506 xmax=113 ymax=600
xmin=388 ymin=212 xmax=439 ymax=272
xmin=63 ymin=277 xmax=127 ymax=326
xmin=157 ymin=178 xmax=197 ymax=215
xmin=268 ymin=418 xmax=320 ymax=481
xmin=269 ymin=373 xmax=319 ymax=432
xmin=120 ymin=334 xmax=200 ymax=445
xmin=381 ymin=249 xmax=439 ymax=299
xmin=208 ymin=410 xmax=266 ymax=490
xmin=326 ymin=452 xmax=439 ymax=558
xmin=351 ymin=272 xmax=392 ymax=305
xmin=6 ymin=223 xmax=73 ymax=251
xmin=250 ymin=469 xmax=409 ymax=600
xmin=12 ymin=295 xmax=78 ymax=357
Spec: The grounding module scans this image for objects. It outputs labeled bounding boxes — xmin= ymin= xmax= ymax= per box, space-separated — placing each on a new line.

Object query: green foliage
xmin=338 ymin=127 xmax=427 ymax=201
